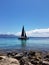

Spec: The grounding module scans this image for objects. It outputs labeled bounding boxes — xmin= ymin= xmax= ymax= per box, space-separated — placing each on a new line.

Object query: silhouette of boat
xmin=18 ymin=26 xmax=29 ymax=40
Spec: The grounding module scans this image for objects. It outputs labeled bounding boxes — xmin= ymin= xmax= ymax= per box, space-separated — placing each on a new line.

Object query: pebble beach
xmin=0 ymin=50 xmax=49 ymax=65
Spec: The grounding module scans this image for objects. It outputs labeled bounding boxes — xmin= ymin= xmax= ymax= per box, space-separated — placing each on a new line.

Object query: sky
xmin=0 ymin=0 xmax=49 ymax=37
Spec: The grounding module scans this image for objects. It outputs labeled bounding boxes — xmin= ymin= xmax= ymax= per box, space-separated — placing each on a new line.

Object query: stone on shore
xmin=42 ymin=61 xmax=49 ymax=65
xmin=0 ymin=56 xmax=20 ymax=65
xmin=20 ymin=56 xmax=32 ymax=65
xmin=0 ymin=50 xmax=49 ymax=65
xmin=14 ymin=53 xmax=24 ymax=60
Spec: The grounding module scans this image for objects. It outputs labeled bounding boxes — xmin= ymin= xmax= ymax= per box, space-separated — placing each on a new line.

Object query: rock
xmin=0 ymin=56 xmax=6 ymax=60
xmin=31 ymin=59 xmax=38 ymax=65
xmin=28 ymin=51 xmax=36 ymax=56
xmin=8 ymin=57 xmax=20 ymax=65
xmin=28 ymin=51 xmax=36 ymax=60
xmin=35 ymin=52 xmax=42 ymax=58
xmin=0 ymin=57 xmax=3 ymax=60
xmin=30 ymin=52 xmax=42 ymax=65
xmin=7 ymin=52 xmax=13 ymax=57
xmin=44 ymin=54 xmax=49 ymax=61
xmin=28 ymin=52 xmax=42 ymax=61
xmin=44 ymin=55 xmax=49 ymax=59
xmin=7 ymin=52 xmax=18 ymax=57
xmin=1 ymin=50 xmax=49 ymax=65
xmin=42 ymin=61 xmax=49 ymax=65
xmin=39 ymin=61 xmax=43 ymax=65
xmin=28 ymin=62 xmax=33 ymax=65
xmin=0 ymin=56 xmax=20 ymax=65
xmin=14 ymin=53 xmax=24 ymax=60
xmin=20 ymin=57 xmax=30 ymax=65
xmin=23 ymin=51 xmax=27 ymax=56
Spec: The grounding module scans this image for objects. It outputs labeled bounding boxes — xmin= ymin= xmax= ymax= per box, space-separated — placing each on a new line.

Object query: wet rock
xmin=1 ymin=50 xmax=49 ymax=65
xmin=44 ymin=55 xmax=49 ymax=59
xmin=28 ymin=52 xmax=42 ymax=62
xmin=28 ymin=51 xmax=36 ymax=60
xmin=28 ymin=51 xmax=36 ymax=56
xmin=7 ymin=52 xmax=13 ymax=57
xmin=20 ymin=56 xmax=31 ymax=65
xmin=31 ymin=59 xmax=39 ymax=65
xmin=43 ymin=54 xmax=49 ymax=61
xmin=23 ymin=51 xmax=27 ymax=56
xmin=30 ymin=52 xmax=42 ymax=65
xmin=39 ymin=61 xmax=43 ymax=65
xmin=7 ymin=52 xmax=17 ymax=57
xmin=14 ymin=53 xmax=24 ymax=60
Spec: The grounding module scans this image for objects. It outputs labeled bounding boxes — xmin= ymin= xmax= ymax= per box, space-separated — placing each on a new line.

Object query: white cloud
xmin=0 ymin=28 xmax=49 ymax=37
xmin=15 ymin=32 xmax=21 ymax=36
xmin=16 ymin=28 xmax=49 ymax=37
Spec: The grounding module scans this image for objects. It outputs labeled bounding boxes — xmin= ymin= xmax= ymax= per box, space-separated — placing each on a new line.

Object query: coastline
xmin=0 ymin=49 xmax=49 ymax=65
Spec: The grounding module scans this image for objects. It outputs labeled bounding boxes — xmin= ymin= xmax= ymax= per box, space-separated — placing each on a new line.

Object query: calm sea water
xmin=0 ymin=37 xmax=49 ymax=52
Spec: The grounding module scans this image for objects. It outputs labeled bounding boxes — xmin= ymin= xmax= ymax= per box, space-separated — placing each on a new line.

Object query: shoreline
xmin=0 ymin=49 xmax=49 ymax=65
xmin=0 ymin=48 xmax=48 ymax=53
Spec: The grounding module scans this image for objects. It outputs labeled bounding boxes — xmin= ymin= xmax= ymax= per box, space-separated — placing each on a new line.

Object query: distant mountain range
xmin=0 ymin=34 xmax=49 ymax=38
xmin=0 ymin=34 xmax=17 ymax=38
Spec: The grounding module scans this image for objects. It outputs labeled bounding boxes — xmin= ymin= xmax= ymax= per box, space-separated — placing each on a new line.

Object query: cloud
xmin=16 ymin=28 xmax=49 ymax=37
xmin=16 ymin=32 xmax=21 ymax=36
xmin=0 ymin=28 xmax=49 ymax=37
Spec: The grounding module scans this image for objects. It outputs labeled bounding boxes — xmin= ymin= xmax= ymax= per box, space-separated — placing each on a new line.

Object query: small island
xmin=18 ymin=26 xmax=29 ymax=40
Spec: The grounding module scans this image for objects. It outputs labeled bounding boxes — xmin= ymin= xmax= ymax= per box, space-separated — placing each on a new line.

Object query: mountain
xmin=0 ymin=34 xmax=17 ymax=38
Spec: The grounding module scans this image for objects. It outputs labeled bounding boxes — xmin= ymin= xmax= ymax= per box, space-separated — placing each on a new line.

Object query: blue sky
xmin=0 ymin=0 xmax=49 ymax=36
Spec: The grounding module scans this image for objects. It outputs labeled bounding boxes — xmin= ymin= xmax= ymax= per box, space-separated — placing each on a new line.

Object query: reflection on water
xmin=20 ymin=40 xmax=27 ymax=50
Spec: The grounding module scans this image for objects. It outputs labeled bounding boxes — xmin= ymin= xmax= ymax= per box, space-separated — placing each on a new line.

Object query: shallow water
xmin=0 ymin=37 xmax=49 ymax=52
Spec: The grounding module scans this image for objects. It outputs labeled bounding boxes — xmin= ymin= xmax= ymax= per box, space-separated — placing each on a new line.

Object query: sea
xmin=0 ymin=37 xmax=49 ymax=52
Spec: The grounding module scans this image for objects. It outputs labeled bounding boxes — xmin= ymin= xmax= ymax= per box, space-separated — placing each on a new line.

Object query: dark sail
xmin=18 ymin=26 xmax=29 ymax=40
xmin=25 ymin=32 xmax=27 ymax=38
xmin=21 ymin=26 xmax=25 ymax=37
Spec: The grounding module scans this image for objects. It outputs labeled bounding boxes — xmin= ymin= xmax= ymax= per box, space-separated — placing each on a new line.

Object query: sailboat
xmin=18 ymin=26 xmax=29 ymax=40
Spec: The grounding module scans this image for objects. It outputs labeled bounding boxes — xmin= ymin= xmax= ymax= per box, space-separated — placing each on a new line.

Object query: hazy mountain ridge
xmin=0 ymin=34 xmax=49 ymax=38
xmin=0 ymin=34 xmax=17 ymax=38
